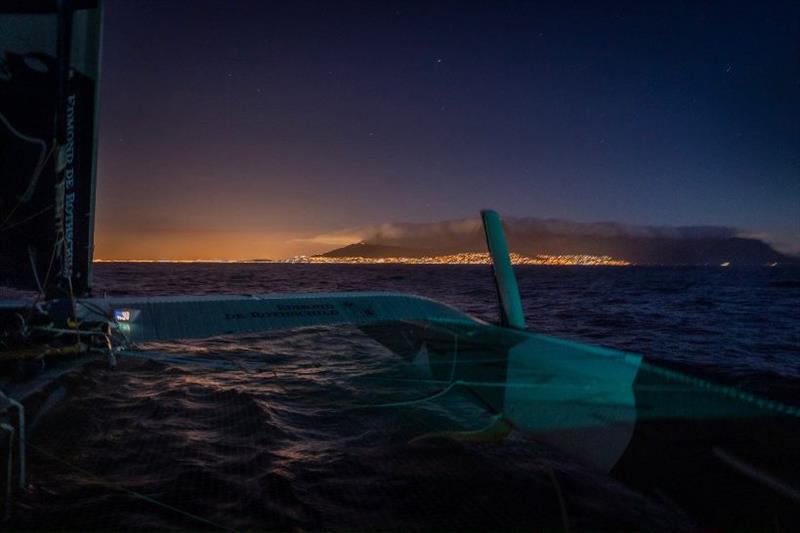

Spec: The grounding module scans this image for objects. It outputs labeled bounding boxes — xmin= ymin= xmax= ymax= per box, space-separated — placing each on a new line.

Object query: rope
xmin=328 ymin=334 xmax=465 ymax=410
xmin=30 ymin=444 xmax=239 ymax=532
xmin=546 ymin=465 xmax=570 ymax=533
xmin=2 ymin=205 xmax=53 ymax=233
xmin=0 ymin=111 xmax=53 ymax=230
xmin=27 ymin=247 xmax=44 ymax=296
xmin=25 ymin=231 xmax=61 ymax=322
xmin=713 ymin=447 xmax=800 ymax=503
xmin=346 ymin=380 xmax=464 ymax=410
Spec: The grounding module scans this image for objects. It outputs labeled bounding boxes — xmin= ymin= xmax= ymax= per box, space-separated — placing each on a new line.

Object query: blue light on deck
xmin=114 ymin=309 xmax=131 ymax=322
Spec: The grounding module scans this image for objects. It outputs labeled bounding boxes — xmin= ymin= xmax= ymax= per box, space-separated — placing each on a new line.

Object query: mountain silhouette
xmin=318 ymin=217 xmax=798 ymax=265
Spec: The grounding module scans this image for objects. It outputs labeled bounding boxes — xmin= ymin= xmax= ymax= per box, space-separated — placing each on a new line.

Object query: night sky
xmin=95 ymin=0 xmax=800 ymax=260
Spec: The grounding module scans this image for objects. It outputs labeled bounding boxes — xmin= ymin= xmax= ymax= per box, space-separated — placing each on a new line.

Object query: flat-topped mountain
xmin=316 ymin=217 xmax=798 ymax=265
xmin=320 ymin=243 xmax=434 ymax=258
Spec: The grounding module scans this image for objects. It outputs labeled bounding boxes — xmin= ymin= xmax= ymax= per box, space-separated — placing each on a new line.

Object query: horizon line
xmin=93 ymin=259 xmax=276 ymax=264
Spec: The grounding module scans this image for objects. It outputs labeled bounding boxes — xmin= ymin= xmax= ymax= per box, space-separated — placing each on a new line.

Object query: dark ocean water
xmin=7 ymin=264 xmax=800 ymax=531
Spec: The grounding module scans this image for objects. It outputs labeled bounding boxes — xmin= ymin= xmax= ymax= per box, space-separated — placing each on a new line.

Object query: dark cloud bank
xmin=322 ymin=217 xmax=797 ymax=265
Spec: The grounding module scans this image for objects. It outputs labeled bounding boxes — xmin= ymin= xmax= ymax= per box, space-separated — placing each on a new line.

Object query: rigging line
xmin=545 ymin=464 xmax=570 ymax=533
xmin=332 ymin=336 xmax=467 ymax=410
xmin=0 ymin=110 xmax=47 ymax=149
xmin=0 ymin=205 xmax=54 ymax=233
xmin=27 ymin=247 xmax=44 ymax=296
xmin=25 ymin=234 xmax=62 ymax=322
xmin=712 ymin=447 xmax=800 ymax=503
xmin=343 ymin=380 xmax=466 ymax=410
xmin=67 ymin=278 xmax=81 ymax=347
xmin=29 ymin=444 xmax=240 ymax=532
xmin=0 ymin=112 xmax=50 ymax=227
xmin=353 ymin=333 xmax=464 ymax=410
xmin=19 ymin=142 xmax=57 ymax=204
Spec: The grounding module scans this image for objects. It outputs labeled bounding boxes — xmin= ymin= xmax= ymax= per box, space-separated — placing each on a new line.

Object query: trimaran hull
xmin=1 ymin=2 xmax=798 ymax=529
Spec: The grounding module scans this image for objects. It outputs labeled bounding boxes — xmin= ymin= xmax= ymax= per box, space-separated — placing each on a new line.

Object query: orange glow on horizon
xmin=93 ymin=229 xmax=331 ymax=262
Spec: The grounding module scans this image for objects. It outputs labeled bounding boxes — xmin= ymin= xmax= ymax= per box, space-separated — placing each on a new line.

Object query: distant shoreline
xmin=90 ymin=260 xmax=789 ymax=267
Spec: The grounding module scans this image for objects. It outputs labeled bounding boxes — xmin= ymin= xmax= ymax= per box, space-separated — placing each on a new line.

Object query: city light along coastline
xmin=92 ymin=254 xmax=631 ymax=265
xmin=286 ymin=252 xmax=631 ymax=266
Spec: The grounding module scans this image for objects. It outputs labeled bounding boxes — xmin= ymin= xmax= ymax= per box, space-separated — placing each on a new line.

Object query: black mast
xmin=0 ymin=0 xmax=102 ymax=298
